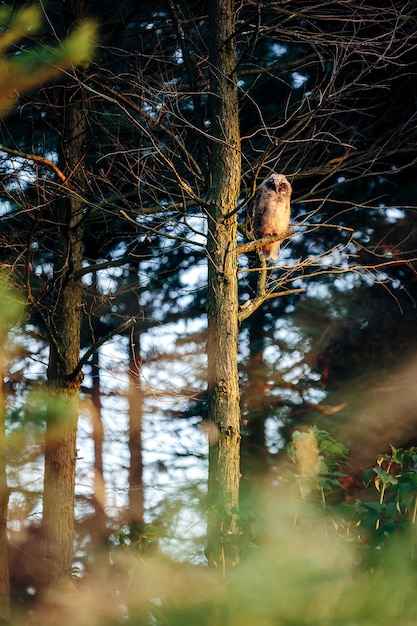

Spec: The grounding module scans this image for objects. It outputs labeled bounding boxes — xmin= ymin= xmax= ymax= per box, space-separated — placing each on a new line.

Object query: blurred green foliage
xmin=0 ymin=275 xmax=23 ymax=341
xmin=99 ymin=428 xmax=417 ymax=626
xmin=0 ymin=4 xmax=96 ymax=116
xmin=2 ymin=273 xmax=416 ymax=624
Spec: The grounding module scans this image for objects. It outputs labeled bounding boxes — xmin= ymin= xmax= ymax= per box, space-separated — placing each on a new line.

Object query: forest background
xmin=1 ymin=0 xmax=417 ymax=624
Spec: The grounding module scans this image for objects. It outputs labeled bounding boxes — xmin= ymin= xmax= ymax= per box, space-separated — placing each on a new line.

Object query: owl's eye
xmin=264 ymin=177 xmax=277 ymax=191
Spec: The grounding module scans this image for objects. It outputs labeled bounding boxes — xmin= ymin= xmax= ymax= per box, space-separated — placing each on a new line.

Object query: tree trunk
xmin=125 ymin=263 xmax=145 ymax=543
xmin=240 ymin=292 xmax=270 ymax=529
xmin=0 ymin=358 xmax=10 ymax=622
xmin=206 ymin=0 xmax=241 ymax=572
xmin=127 ymin=328 xmax=145 ymax=542
xmin=241 ymin=259 xmax=270 ymax=476
xmin=41 ymin=88 xmax=86 ymax=592
xmin=91 ymin=348 xmax=107 ymax=537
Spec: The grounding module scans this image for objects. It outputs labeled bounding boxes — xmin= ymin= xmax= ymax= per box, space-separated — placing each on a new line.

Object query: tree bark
xmin=127 ymin=328 xmax=145 ymax=542
xmin=241 ymin=258 xmax=270 ymax=475
xmin=0 ymin=357 xmax=10 ymax=622
xmin=206 ymin=0 xmax=242 ymax=572
xmin=91 ymin=348 xmax=107 ymax=536
xmin=125 ymin=263 xmax=146 ymax=543
xmin=240 ymin=285 xmax=270 ymax=527
xmin=41 ymin=88 xmax=86 ymax=592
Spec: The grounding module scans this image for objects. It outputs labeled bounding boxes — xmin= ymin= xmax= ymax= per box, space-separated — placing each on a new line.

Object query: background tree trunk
xmin=0 ymin=358 xmax=10 ymax=622
xmin=240 ymin=301 xmax=270 ymax=489
xmin=128 ymin=329 xmax=145 ymax=542
xmin=206 ymin=0 xmax=242 ymax=572
xmin=91 ymin=348 xmax=107 ymax=537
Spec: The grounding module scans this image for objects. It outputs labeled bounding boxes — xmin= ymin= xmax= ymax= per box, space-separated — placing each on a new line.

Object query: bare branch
xmin=68 ymin=317 xmax=137 ymax=382
xmin=0 ymin=144 xmax=69 ymax=187
xmin=237 ymin=229 xmax=294 ymax=256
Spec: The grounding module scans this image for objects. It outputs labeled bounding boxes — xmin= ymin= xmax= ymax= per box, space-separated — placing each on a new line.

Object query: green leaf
xmin=362 ymin=467 xmax=375 ymax=487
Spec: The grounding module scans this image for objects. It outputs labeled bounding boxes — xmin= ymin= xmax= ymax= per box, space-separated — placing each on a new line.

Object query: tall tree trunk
xmin=241 ymin=259 xmax=270 ymax=477
xmin=127 ymin=328 xmax=145 ymax=542
xmin=206 ymin=0 xmax=241 ymax=572
xmin=91 ymin=348 xmax=107 ymax=536
xmin=41 ymin=86 xmax=86 ymax=592
xmin=0 ymin=357 xmax=10 ymax=622
xmin=240 ymin=292 xmax=270 ymax=528
xmin=125 ymin=263 xmax=145 ymax=542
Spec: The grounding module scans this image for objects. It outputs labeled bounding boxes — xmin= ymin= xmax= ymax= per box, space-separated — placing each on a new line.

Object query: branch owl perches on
xmin=249 ymin=173 xmax=292 ymax=261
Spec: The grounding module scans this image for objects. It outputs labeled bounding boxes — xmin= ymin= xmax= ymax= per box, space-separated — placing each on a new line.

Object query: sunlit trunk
xmin=128 ymin=329 xmax=145 ymax=541
xmin=0 ymin=352 xmax=10 ymax=621
xmin=42 ymin=81 xmax=86 ymax=592
xmin=206 ymin=0 xmax=242 ymax=572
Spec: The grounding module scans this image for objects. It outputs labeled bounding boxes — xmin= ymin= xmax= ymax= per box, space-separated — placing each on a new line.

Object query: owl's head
xmin=264 ymin=174 xmax=292 ymax=197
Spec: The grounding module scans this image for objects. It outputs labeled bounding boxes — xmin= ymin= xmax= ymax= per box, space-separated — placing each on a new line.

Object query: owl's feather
xmin=251 ymin=173 xmax=292 ymax=261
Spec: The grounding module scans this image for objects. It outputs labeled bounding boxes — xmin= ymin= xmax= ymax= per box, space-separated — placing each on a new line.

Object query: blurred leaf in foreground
xmin=0 ymin=4 xmax=96 ymax=117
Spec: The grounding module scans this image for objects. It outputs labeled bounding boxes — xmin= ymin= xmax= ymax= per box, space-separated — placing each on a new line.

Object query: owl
xmin=250 ymin=173 xmax=292 ymax=261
